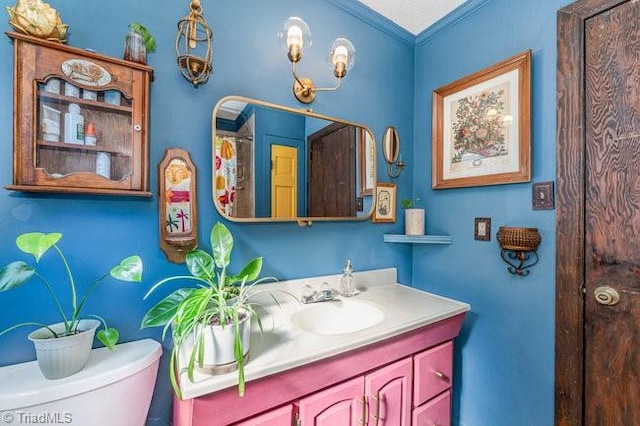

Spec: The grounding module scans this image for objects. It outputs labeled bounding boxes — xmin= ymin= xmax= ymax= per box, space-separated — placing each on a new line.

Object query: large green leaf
xmin=16 ymin=232 xmax=61 ymax=262
xmin=211 ymin=222 xmax=233 ymax=268
xmin=227 ymin=257 xmax=263 ymax=285
xmin=110 ymin=255 xmax=143 ymax=282
xmin=141 ymin=288 xmax=196 ymax=328
xmin=0 ymin=261 xmax=35 ymax=292
xmin=186 ymin=250 xmax=215 ymax=280
xmin=97 ymin=327 xmax=119 ymax=350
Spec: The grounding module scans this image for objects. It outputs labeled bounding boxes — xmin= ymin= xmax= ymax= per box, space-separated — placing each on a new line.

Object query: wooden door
xmin=270 ymin=144 xmax=297 ymax=219
xmin=296 ymin=377 xmax=364 ymax=425
xmin=307 ymin=122 xmax=356 ymax=217
xmin=556 ymin=0 xmax=640 ymax=424
xmin=364 ymin=358 xmax=412 ymax=426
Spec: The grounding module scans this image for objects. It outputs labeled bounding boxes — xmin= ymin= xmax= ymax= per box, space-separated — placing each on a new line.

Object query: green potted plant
xmin=124 ymin=22 xmax=156 ymax=64
xmin=401 ymin=197 xmax=425 ymax=236
xmin=141 ymin=222 xmax=276 ymax=398
xmin=0 ymin=232 xmax=143 ymax=379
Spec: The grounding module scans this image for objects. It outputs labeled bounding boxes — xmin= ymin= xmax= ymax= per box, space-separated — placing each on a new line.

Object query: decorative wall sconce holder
xmin=175 ymin=0 xmax=213 ymax=87
xmin=278 ymin=17 xmax=355 ymax=104
xmin=382 ymin=126 xmax=405 ymax=178
xmin=496 ymin=226 xmax=541 ymax=276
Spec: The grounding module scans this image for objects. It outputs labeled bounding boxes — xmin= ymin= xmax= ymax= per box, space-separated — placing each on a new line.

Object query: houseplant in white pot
xmin=0 ymin=232 xmax=143 ymax=379
xmin=141 ymin=222 xmax=277 ymax=398
xmin=401 ymin=197 xmax=425 ymax=235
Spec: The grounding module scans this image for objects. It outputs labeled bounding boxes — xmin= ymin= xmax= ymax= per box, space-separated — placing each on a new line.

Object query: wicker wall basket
xmin=496 ymin=227 xmax=541 ymax=252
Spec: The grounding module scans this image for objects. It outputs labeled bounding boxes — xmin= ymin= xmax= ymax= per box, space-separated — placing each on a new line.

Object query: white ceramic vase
xmin=180 ymin=313 xmax=251 ymax=373
xmin=405 ymin=208 xmax=425 ymax=235
xmin=28 ymin=319 xmax=100 ymax=380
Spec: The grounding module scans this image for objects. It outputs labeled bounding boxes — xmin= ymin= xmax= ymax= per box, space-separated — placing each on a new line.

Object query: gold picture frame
xmin=372 ymin=182 xmax=396 ymax=223
xmin=432 ymin=50 xmax=531 ymax=189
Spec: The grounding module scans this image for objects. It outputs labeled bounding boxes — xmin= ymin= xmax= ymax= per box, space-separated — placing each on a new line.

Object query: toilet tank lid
xmin=0 ymin=338 xmax=162 ymax=410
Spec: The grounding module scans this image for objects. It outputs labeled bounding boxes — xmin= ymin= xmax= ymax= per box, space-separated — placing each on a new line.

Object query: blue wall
xmin=0 ymin=0 xmax=578 ymax=424
xmin=0 ymin=1 xmax=414 ymax=424
xmin=413 ymin=0 xmax=573 ymax=424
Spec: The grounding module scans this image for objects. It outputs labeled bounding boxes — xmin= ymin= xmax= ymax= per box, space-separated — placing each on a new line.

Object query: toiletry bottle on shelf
xmin=64 ymin=103 xmax=84 ymax=145
xmin=341 ymin=259 xmax=358 ymax=297
xmin=85 ymin=123 xmax=97 ymax=146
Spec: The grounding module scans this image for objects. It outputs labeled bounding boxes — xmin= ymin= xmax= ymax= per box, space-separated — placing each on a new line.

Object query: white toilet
xmin=0 ymin=338 xmax=162 ymax=426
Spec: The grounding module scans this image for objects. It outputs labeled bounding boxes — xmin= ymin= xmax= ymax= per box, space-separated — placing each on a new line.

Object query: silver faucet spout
xmin=301 ymin=283 xmax=335 ymax=304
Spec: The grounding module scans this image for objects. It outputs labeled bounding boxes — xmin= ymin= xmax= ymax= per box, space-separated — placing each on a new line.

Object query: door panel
xmin=584 ymin=1 xmax=640 ymax=424
xmin=308 ymin=122 xmax=356 ymax=217
xmin=271 ymin=144 xmax=297 ymax=219
xmin=297 ymin=377 xmax=363 ymax=426
xmin=365 ymin=358 xmax=412 ymax=426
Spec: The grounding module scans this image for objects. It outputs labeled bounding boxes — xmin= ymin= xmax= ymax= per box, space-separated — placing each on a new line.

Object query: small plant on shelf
xmin=400 ymin=197 xmax=422 ymax=209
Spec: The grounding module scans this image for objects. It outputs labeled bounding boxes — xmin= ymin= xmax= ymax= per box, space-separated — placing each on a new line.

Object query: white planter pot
xmin=405 ymin=208 xmax=425 ymax=235
xmin=180 ymin=313 xmax=251 ymax=373
xmin=28 ymin=319 xmax=100 ymax=379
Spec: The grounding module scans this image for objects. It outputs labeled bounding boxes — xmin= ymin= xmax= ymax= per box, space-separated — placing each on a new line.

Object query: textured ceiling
xmin=357 ymin=0 xmax=467 ymax=35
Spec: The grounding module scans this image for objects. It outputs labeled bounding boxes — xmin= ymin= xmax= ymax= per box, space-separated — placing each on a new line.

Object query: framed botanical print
xmin=432 ymin=50 xmax=531 ymax=189
xmin=372 ymin=182 xmax=396 ymax=223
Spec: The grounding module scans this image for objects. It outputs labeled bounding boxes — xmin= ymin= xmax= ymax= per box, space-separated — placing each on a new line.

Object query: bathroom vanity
xmin=172 ymin=268 xmax=469 ymax=425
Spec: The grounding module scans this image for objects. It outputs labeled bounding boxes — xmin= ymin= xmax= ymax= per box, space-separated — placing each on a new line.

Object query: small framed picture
xmin=373 ymin=182 xmax=397 ymax=223
xmin=474 ymin=217 xmax=491 ymax=241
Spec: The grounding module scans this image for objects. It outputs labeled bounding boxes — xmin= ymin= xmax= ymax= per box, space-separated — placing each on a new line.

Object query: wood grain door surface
xmin=307 ymin=122 xmax=356 ymax=217
xmin=557 ymin=0 xmax=640 ymax=424
xmin=583 ymin=1 xmax=640 ymax=424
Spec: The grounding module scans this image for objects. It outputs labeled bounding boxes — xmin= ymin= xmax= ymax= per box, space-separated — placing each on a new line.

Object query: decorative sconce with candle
xmin=382 ymin=126 xmax=405 ymax=178
xmin=278 ymin=17 xmax=355 ymax=104
xmin=175 ymin=0 xmax=213 ymax=87
xmin=496 ymin=227 xmax=541 ymax=276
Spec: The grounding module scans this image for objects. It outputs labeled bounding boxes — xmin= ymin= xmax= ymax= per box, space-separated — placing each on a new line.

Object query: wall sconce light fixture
xmin=496 ymin=226 xmax=541 ymax=276
xmin=175 ymin=0 xmax=213 ymax=87
xmin=382 ymin=126 xmax=405 ymax=178
xmin=278 ymin=17 xmax=355 ymax=104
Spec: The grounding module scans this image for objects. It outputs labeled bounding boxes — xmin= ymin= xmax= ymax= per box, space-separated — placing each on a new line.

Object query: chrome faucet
xmin=301 ymin=283 xmax=335 ymax=304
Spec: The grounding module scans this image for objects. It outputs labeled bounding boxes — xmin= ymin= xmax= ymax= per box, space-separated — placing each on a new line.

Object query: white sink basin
xmin=291 ymin=299 xmax=385 ymax=335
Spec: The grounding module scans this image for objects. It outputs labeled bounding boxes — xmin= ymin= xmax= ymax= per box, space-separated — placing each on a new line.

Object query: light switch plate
xmin=532 ymin=181 xmax=555 ymax=210
xmin=474 ymin=217 xmax=491 ymax=241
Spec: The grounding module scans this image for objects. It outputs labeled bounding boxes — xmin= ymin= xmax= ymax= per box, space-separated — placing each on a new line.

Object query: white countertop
xmin=179 ymin=268 xmax=470 ymax=399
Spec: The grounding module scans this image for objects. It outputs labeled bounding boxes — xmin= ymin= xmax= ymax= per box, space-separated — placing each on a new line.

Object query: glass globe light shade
xmin=328 ymin=37 xmax=355 ymax=78
xmin=278 ymin=17 xmax=312 ymax=63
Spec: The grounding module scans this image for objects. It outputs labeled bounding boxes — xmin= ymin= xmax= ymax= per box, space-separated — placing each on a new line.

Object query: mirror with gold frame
xmin=212 ymin=96 xmax=377 ymax=223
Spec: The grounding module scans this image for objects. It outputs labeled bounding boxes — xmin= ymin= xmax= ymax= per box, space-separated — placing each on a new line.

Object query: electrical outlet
xmin=474 ymin=217 xmax=491 ymax=241
xmin=532 ymin=181 xmax=555 ymax=210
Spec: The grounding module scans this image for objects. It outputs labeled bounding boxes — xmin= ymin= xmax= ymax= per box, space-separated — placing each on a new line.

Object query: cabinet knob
xmin=134 ymin=124 xmax=142 ymax=132
xmin=594 ymin=286 xmax=620 ymax=305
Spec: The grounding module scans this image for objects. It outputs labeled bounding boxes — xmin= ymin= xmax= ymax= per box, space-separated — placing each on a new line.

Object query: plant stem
xmin=35 ymin=271 xmax=70 ymax=331
xmin=53 ymin=244 xmax=76 ymax=314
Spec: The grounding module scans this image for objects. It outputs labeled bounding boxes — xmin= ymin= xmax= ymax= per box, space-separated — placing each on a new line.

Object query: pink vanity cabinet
xmin=173 ymin=313 xmax=465 ymax=426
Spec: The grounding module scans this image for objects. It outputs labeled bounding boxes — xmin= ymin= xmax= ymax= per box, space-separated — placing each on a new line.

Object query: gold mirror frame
xmin=212 ymin=95 xmax=377 ymax=225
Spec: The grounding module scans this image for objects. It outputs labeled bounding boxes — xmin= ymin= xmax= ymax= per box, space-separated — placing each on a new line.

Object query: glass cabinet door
xmin=37 ymin=80 xmax=133 ymax=182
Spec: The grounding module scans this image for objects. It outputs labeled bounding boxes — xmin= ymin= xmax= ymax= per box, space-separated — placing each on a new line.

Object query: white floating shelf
xmin=383 ymin=234 xmax=453 ymax=244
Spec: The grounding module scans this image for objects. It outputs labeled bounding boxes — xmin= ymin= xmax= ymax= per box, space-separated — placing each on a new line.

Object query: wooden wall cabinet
xmin=6 ymin=32 xmax=153 ymax=196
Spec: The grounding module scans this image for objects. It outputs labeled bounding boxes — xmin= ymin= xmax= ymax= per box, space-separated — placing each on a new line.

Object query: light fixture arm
xmin=290 ymin=61 xmax=344 ymax=104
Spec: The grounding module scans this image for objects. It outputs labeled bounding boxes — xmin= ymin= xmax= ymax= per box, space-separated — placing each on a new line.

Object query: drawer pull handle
xmin=373 ymin=391 xmax=381 ymax=426
xmin=434 ymin=370 xmax=447 ymax=380
xmin=359 ymin=395 xmax=367 ymax=425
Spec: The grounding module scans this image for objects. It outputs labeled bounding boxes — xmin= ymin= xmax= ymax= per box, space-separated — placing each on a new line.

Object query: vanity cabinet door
xmin=231 ymin=404 xmax=293 ymax=426
xmin=296 ymin=377 xmax=364 ymax=426
xmin=364 ymin=358 xmax=413 ymax=426
xmin=413 ymin=341 xmax=453 ymax=407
